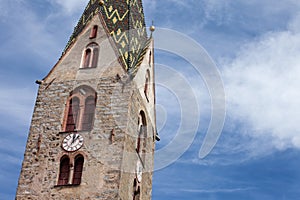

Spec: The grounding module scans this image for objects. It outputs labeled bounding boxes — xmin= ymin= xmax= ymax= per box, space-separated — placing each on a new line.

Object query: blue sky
xmin=1 ymin=0 xmax=300 ymax=199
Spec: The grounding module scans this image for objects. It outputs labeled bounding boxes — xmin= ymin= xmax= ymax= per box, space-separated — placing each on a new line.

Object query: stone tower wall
xmin=16 ymin=14 xmax=156 ymax=200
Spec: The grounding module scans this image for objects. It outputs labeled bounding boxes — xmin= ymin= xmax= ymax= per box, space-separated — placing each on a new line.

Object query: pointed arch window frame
xmin=144 ymin=70 xmax=151 ymax=102
xmin=56 ymin=154 xmax=85 ymax=187
xmin=65 ymin=97 xmax=80 ymax=132
xmin=63 ymin=86 xmax=97 ymax=132
xmin=72 ymin=154 xmax=84 ymax=185
xmin=81 ymin=43 xmax=99 ymax=69
xmin=57 ymin=156 xmax=70 ymax=186
xmin=136 ymin=111 xmax=147 ymax=155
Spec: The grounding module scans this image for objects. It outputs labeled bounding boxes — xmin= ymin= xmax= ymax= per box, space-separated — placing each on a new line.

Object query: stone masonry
xmin=16 ymin=11 xmax=156 ymax=200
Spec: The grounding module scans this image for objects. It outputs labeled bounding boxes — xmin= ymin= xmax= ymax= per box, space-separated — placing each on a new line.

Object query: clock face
xmin=62 ymin=133 xmax=84 ymax=152
xmin=136 ymin=161 xmax=143 ymax=183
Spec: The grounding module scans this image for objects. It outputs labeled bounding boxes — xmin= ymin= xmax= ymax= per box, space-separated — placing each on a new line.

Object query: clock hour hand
xmin=72 ymin=134 xmax=77 ymax=144
xmin=72 ymin=134 xmax=80 ymax=144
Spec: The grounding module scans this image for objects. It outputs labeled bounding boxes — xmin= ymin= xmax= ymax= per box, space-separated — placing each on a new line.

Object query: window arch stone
xmin=81 ymin=43 xmax=99 ymax=69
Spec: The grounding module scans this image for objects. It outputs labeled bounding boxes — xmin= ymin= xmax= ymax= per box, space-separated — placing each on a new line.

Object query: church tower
xmin=16 ymin=0 xmax=157 ymax=199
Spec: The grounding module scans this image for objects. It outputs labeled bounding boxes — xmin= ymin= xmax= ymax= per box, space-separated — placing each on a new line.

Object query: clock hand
xmin=72 ymin=134 xmax=80 ymax=144
xmin=75 ymin=134 xmax=80 ymax=141
xmin=72 ymin=134 xmax=77 ymax=144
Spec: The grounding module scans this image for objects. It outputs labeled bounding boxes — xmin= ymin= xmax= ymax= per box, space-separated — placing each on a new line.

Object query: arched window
xmin=90 ymin=25 xmax=98 ymax=39
xmin=91 ymin=47 xmax=99 ymax=68
xmin=81 ymin=43 xmax=99 ymax=69
xmin=58 ymin=156 xmax=70 ymax=186
xmin=83 ymin=49 xmax=91 ymax=68
xmin=137 ymin=111 xmax=147 ymax=154
xmin=65 ymin=97 xmax=80 ymax=132
xmin=64 ymin=86 xmax=97 ymax=132
xmin=82 ymin=96 xmax=96 ymax=131
xmin=73 ymin=155 xmax=84 ymax=185
xmin=149 ymin=51 xmax=152 ymax=66
xmin=144 ymin=70 xmax=150 ymax=101
xmin=57 ymin=155 xmax=85 ymax=186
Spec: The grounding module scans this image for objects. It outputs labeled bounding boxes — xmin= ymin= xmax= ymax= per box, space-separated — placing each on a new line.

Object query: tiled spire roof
xmin=63 ymin=0 xmax=149 ymax=71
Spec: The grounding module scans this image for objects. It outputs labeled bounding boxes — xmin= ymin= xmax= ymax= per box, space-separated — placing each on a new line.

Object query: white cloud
xmin=222 ymin=14 xmax=300 ymax=150
xmin=0 ymin=0 xmax=68 ymax=64
xmin=182 ymin=187 xmax=255 ymax=194
xmin=50 ymin=0 xmax=88 ymax=14
xmin=289 ymin=13 xmax=300 ymax=33
xmin=202 ymin=0 xmax=232 ymax=25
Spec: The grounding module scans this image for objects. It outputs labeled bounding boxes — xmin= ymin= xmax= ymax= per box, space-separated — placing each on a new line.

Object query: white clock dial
xmin=62 ymin=133 xmax=84 ymax=152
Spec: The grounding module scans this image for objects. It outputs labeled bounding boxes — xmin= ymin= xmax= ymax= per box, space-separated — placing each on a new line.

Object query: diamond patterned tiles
xmin=63 ymin=0 xmax=148 ymax=72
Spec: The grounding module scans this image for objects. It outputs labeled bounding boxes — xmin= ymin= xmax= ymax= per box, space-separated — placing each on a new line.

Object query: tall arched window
xmin=144 ymin=70 xmax=150 ymax=101
xmin=57 ymin=155 xmax=85 ymax=186
xmin=73 ymin=155 xmax=84 ymax=185
xmin=65 ymin=97 xmax=80 ymax=132
xmin=137 ymin=111 xmax=147 ymax=154
xmin=83 ymin=49 xmax=91 ymax=68
xmin=82 ymin=96 xmax=96 ymax=131
xmin=81 ymin=43 xmax=99 ymax=69
xmin=64 ymin=86 xmax=97 ymax=132
xmin=148 ymin=51 xmax=152 ymax=66
xmin=91 ymin=47 xmax=99 ymax=68
xmin=58 ymin=156 xmax=70 ymax=186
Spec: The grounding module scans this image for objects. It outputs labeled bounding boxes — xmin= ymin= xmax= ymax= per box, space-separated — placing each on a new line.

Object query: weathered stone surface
xmin=16 ymin=14 xmax=156 ymax=200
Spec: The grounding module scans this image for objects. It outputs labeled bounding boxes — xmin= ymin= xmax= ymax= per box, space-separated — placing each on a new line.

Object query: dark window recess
xmin=82 ymin=43 xmax=99 ymax=69
xmin=144 ymin=77 xmax=149 ymax=97
xmin=73 ymin=155 xmax=84 ymax=185
xmin=133 ymin=178 xmax=137 ymax=188
xmin=91 ymin=48 xmax=99 ymax=68
xmin=82 ymin=96 xmax=96 ymax=131
xmin=83 ymin=49 xmax=92 ymax=68
xmin=149 ymin=51 xmax=152 ymax=66
xmin=58 ymin=156 xmax=70 ymax=186
xmin=133 ymin=186 xmax=140 ymax=200
xmin=66 ymin=98 xmax=80 ymax=132
xmin=90 ymin=25 xmax=98 ymax=39
xmin=144 ymin=70 xmax=150 ymax=101
xmin=137 ymin=111 xmax=147 ymax=154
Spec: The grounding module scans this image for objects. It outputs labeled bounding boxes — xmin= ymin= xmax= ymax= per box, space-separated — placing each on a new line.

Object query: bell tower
xmin=16 ymin=0 xmax=157 ymax=199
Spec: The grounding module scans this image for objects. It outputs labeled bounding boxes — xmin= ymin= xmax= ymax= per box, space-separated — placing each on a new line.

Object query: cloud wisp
xmin=181 ymin=187 xmax=255 ymax=194
xmin=49 ymin=0 xmax=88 ymax=14
xmin=222 ymin=13 xmax=300 ymax=150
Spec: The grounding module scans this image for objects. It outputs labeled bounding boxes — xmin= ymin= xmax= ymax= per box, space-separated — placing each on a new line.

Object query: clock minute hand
xmin=75 ymin=134 xmax=80 ymax=141
xmin=73 ymin=134 xmax=81 ymax=144
xmin=72 ymin=134 xmax=77 ymax=144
